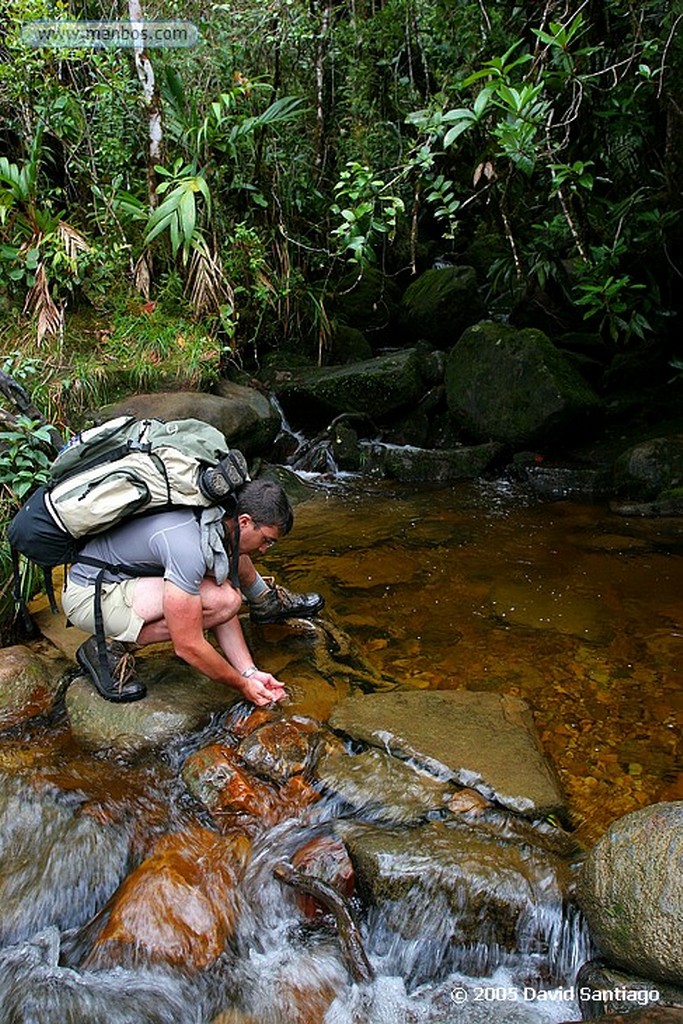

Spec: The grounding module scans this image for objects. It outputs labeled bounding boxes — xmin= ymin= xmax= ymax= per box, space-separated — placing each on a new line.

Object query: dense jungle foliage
xmin=1 ymin=0 xmax=681 ymax=398
xmin=0 ymin=0 xmax=681 ymax=635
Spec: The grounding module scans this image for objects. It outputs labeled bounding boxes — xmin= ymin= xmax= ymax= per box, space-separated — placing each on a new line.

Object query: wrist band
xmin=241 ymin=666 xmax=258 ymax=678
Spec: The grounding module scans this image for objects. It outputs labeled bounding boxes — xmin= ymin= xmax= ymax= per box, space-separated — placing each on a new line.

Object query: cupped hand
xmin=241 ymin=670 xmax=288 ymax=706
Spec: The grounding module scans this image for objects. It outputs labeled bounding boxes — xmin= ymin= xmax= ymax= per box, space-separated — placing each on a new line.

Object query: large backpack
xmin=7 ymin=416 xmax=249 ymax=685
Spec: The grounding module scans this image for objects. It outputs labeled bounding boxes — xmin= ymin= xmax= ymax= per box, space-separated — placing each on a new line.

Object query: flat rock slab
xmin=65 ymin=652 xmax=241 ymax=753
xmin=328 ymin=691 xmax=565 ymax=817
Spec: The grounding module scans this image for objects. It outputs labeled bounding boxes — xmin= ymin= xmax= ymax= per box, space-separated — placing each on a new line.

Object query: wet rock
xmin=490 ymin=579 xmax=615 ymax=644
xmin=561 ymin=1008 xmax=683 ymax=1024
xmin=328 ymin=323 xmax=373 ymax=363
xmin=271 ymin=349 xmax=430 ymax=430
xmin=0 ymin=927 xmax=200 ymax=1024
xmin=65 ymin=652 xmax=242 ymax=753
xmin=0 ymin=644 xmax=67 ymax=731
xmin=613 ymin=435 xmax=683 ymax=501
xmin=361 ymin=440 xmax=503 ymax=483
xmin=513 ymin=462 xmax=613 ymax=501
xmin=576 ymin=961 xmax=683 ymax=1017
xmin=610 ymin=496 xmax=683 ymax=518
xmin=315 ymin=746 xmax=455 ymax=824
xmin=236 ymin=717 xmax=325 ymax=784
xmin=329 ymin=691 xmax=566 ymax=818
xmin=445 ymin=322 xmax=602 ymax=447
xmin=0 ymin=776 xmax=131 ymax=945
xmin=182 ymin=743 xmax=280 ymax=825
xmin=338 ymin=818 xmax=574 ymax=970
xmin=290 ymin=835 xmax=356 ymax=920
xmin=399 ymin=266 xmax=485 ymax=347
xmin=578 ymin=802 xmax=683 ymax=985
xmin=104 ymin=384 xmax=281 ymax=458
xmin=86 ymin=826 xmax=250 ymax=970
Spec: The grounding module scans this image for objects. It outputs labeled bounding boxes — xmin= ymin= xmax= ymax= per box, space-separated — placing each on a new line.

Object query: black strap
xmin=10 ymin=544 xmax=35 ymax=630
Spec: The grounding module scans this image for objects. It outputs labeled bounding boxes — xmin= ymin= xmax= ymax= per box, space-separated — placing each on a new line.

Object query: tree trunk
xmin=128 ymin=0 xmax=162 ymax=209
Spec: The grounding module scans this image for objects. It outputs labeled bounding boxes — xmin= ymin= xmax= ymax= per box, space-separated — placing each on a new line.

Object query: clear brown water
xmin=258 ymin=477 xmax=682 ymax=847
xmin=0 ymin=475 xmax=679 ymax=1022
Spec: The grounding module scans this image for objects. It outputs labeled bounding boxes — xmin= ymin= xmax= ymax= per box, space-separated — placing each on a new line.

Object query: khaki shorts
xmin=61 ymin=578 xmax=145 ymax=643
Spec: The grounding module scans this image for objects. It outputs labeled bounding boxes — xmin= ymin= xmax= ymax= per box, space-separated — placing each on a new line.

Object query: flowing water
xmin=0 ymin=475 xmax=680 ymax=1023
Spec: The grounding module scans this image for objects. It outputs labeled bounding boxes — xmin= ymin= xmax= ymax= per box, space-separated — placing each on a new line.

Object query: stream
xmin=0 ymin=475 xmax=680 ymax=1023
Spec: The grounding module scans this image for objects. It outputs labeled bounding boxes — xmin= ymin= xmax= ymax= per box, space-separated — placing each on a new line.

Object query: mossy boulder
xmin=399 ymin=266 xmax=485 ymax=347
xmin=271 ymin=349 xmax=430 ymax=430
xmin=329 ymin=266 xmax=401 ymax=346
xmin=445 ymin=322 xmax=602 ymax=447
xmin=361 ymin=440 xmax=503 ymax=483
xmin=0 ymin=645 xmax=68 ymax=731
xmin=613 ymin=435 xmax=683 ymax=501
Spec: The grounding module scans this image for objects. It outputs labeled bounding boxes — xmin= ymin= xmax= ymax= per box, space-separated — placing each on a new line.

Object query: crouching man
xmin=61 ymin=480 xmax=323 ymax=706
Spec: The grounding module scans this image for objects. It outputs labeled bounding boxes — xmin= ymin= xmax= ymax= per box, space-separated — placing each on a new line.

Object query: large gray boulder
xmin=578 ymin=802 xmax=683 ymax=985
xmin=400 ymin=266 xmax=486 ymax=347
xmin=271 ymin=349 xmax=431 ymax=430
xmin=445 ymin=322 xmax=602 ymax=447
xmin=328 ymin=690 xmax=566 ymax=818
xmin=105 ymin=384 xmax=282 ymax=457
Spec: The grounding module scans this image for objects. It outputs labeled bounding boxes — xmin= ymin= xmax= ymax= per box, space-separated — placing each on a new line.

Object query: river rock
xmin=236 ymin=716 xmax=325 ymax=783
xmin=329 ymin=691 xmax=566 ymax=818
xmin=65 ymin=651 xmax=242 ymax=753
xmin=399 ymin=266 xmax=485 ymax=347
xmin=85 ymin=826 xmax=250 ymax=970
xmin=576 ymin=961 xmax=683 ymax=1017
xmin=270 ymin=349 xmax=430 ymax=429
xmin=560 ymin=1009 xmax=683 ymax=1024
xmin=360 ymin=440 xmax=503 ymax=483
xmin=104 ymin=384 xmax=282 ymax=457
xmin=290 ymin=835 xmax=356 ymax=920
xmin=0 ymin=776 xmax=131 ymax=945
xmin=445 ymin=322 xmax=602 ymax=447
xmin=490 ymin=579 xmax=615 ymax=644
xmin=0 ymin=927 xmax=198 ymax=1024
xmin=315 ymin=746 xmax=455 ymax=824
xmin=578 ymin=802 xmax=683 ymax=986
xmin=613 ymin=435 xmax=683 ymax=501
xmin=0 ymin=643 xmax=68 ymax=731
xmin=338 ymin=818 xmax=573 ymax=975
xmin=181 ymin=743 xmax=280 ymax=827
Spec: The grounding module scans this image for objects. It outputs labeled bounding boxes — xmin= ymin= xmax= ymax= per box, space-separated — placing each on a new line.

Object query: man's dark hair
xmin=235 ymin=479 xmax=293 ymax=535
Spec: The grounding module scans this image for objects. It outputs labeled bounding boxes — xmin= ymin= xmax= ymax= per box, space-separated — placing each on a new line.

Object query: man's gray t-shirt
xmin=68 ymin=510 xmax=206 ymax=594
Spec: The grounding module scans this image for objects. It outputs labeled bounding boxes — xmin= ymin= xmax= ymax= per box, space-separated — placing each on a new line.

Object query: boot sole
xmin=76 ymin=646 xmax=147 ymax=704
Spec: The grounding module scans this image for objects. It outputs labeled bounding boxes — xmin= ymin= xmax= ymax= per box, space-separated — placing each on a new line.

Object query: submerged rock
xmin=338 ymin=818 xmax=576 ymax=978
xmin=329 ymin=691 xmax=566 ymax=818
xmin=236 ymin=717 xmax=325 ymax=784
xmin=85 ymin=826 xmax=250 ymax=970
xmin=578 ymin=801 xmax=683 ymax=986
xmin=490 ymin=579 xmax=615 ymax=644
xmin=316 ymin=746 xmax=455 ymax=825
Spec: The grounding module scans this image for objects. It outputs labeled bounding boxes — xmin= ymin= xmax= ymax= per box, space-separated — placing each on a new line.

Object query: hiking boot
xmin=75 ymin=636 xmax=147 ymax=703
xmin=249 ymin=577 xmax=325 ymax=624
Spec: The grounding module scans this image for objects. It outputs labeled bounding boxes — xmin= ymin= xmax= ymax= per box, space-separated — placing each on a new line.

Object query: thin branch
xmin=657 ymin=13 xmax=683 ymax=100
